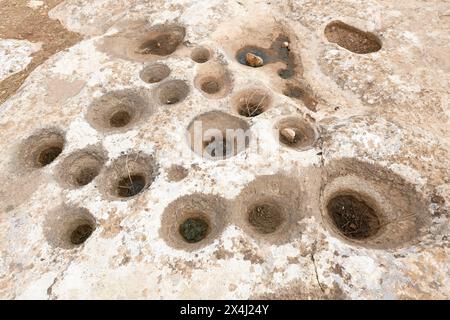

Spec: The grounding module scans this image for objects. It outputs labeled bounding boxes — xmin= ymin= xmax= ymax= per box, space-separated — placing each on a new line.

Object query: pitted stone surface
xmin=0 ymin=0 xmax=448 ymax=299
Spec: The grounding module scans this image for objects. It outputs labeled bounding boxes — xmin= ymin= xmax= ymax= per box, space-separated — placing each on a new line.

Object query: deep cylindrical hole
xmin=191 ymin=47 xmax=211 ymax=63
xmin=179 ymin=217 xmax=210 ymax=243
xmin=117 ymin=174 xmax=147 ymax=197
xmin=327 ymin=194 xmax=381 ymax=239
xmin=70 ymin=223 xmax=94 ymax=245
xmin=248 ymin=203 xmax=283 ymax=234
xmin=109 ymin=110 xmax=131 ymax=128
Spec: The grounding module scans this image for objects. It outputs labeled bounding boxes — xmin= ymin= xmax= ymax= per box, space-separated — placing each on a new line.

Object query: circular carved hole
xmin=322 ymin=159 xmax=431 ymax=249
xmin=187 ymin=111 xmax=250 ymax=160
xmin=139 ymin=63 xmax=170 ymax=83
xmin=275 ymin=116 xmax=317 ymax=150
xmin=18 ymin=129 xmax=65 ymax=169
xmin=156 ymin=80 xmax=189 ymax=105
xmin=166 ymin=165 xmax=188 ymax=182
xmin=327 ymin=194 xmax=380 ymax=239
xmin=232 ymin=88 xmax=272 ymax=117
xmin=233 ymin=174 xmax=306 ymax=244
xmin=191 ymin=47 xmax=211 ymax=63
xmin=57 ymin=148 xmax=105 ymax=189
xmin=194 ymin=63 xmax=233 ymax=99
xmin=160 ymin=194 xmax=229 ymax=251
xmin=44 ymin=206 xmax=96 ymax=249
xmin=86 ymin=90 xmax=152 ymax=132
xmin=248 ymin=203 xmax=284 ymax=234
xmin=179 ymin=217 xmax=210 ymax=243
xmin=99 ymin=153 xmax=158 ymax=200
xmin=38 ymin=146 xmax=62 ymax=166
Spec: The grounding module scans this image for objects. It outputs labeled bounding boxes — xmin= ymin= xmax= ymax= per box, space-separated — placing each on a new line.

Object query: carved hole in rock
xmin=100 ymin=153 xmax=158 ymax=200
xmin=191 ymin=47 xmax=211 ymax=63
xmin=156 ymin=80 xmax=189 ymax=105
xmin=135 ymin=25 xmax=185 ymax=56
xmin=324 ymin=21 xmax=382 ymax=54
xmin=233 ymin=174 xmax=306 ymax=244
xmin=233 ymin=88 xmax=272 ymax=117
xmin=160 ymin=194 xmax=229 ymax=251
xmin=139 ymin=63 xmax=170 ymax=83
xmin=187 ymin=111 xmax=250 ymax=160
xmin=275 ymin=116 xmax=317 ymax=150
xmin=57 ymin=148 xmax=105 ymax=188
xmin=19 ymin=129 xmax=65 ymax=169
xmin=322 ymin=159 xmax=431 ymax=249
xmin=248 ymin=202 xmax=284 ymax=234
xmin=327 ymin=194 xmax=381 ymax=239
xmin=86 ymin=90 xmax=152 ymax=132
xmin=117 ymin=174 xmax=146 ymax=197
xmin=109 ymin=110 xmax=131 ymax=128
xmin=194 ymin=63 xmax=233 ymax=99
xmin=44 ymin=206 xmax=96 ymax=249
xmin=179 ymin=217 xmax=210 ymax=243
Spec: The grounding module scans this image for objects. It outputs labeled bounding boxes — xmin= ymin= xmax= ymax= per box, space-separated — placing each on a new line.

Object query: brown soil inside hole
xmin=117 ymin=174 xmax=146 ymax=197
xmin=0 ymin=1 xmax=81 ymax=105
xmin=179 ymin=217 xmax=209 ymax=243
xmin=70 ymin=224 xmax=94 ymax=245
xmin=137 ymin=33 xmax=181 ymax=56
xmin=204 ymin=138 xmax=231 ymax=158
xmin=109 ymin=110 xmax=131 ymax=128
xmin=327 ymin=195 xmax=381 ymax=239
xmin=201 ymin=79 xmax=220 ymax=94
xmin=324 ymin=21 xmax=381 ymax=54
xmin=38 ymin=146 xmax=62 ymax=166
xmin=248 ymin=203 xmax=283 ymax=234
xmin=75 ymin=167 xmax=99 ymax=186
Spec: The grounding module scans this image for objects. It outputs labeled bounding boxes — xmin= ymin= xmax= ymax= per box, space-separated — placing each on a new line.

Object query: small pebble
xmin=245 ymin=52 xmax=264 ymax=67
xmin=280 ymin=128 xmax=297 ymax=143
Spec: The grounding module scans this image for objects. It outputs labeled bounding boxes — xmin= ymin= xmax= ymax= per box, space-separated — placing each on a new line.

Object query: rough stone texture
xmin=0 ymin=0 xmax=448 ymax=299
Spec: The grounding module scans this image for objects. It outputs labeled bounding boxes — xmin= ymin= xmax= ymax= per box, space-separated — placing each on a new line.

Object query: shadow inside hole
xmin=327 ymin=194 xmax=380 ymax=239
xmin=248 ymin=203 xmax=284 ymax=234
xmin=38 ymin=146 xmax=63 ymax=167
xmin=70 ymin=224 xmax=94 ymax=245
xmin=109 ymin=110 xmax=132 ymax=128
xmin=117 ymin=175 xmax=147 ymax=197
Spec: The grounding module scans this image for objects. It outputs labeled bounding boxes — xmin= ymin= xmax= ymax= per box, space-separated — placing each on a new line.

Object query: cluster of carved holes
xmin=24 ymin=21 xmax=391 ymax=252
